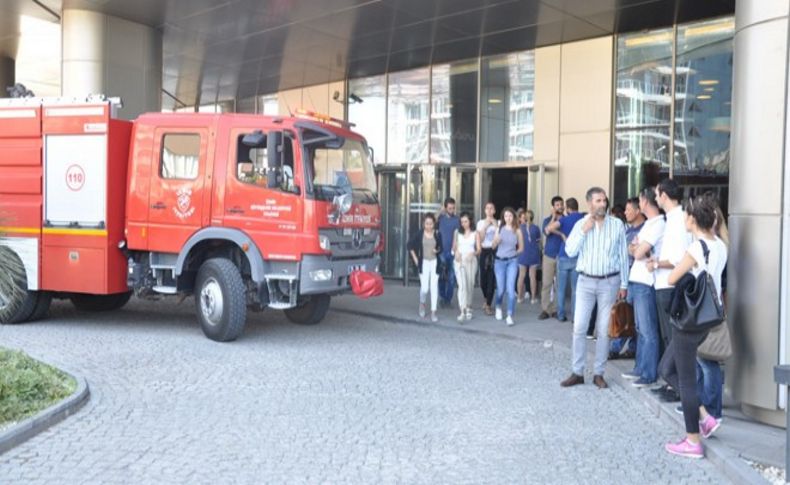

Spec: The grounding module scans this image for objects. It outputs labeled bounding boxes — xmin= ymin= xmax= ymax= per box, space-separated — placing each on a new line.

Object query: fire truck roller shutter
xmin=175 ymin=228 xmax=266 ymax=283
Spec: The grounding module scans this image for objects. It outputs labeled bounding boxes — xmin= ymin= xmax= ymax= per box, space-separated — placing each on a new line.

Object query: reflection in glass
xmin=479 ymin=52 xmax=535 ymax=162
xmin=673 ymin=18 xmax=733 ymax=212
xmin=388 ymin=68 xmax=430 ymax=165
xmin=614 ymin=27 xmax=673 ymax=202
xmin=348 ymin=75 xmax=387 ymax=165
xmin=379 ymin=171 xmax=406 ymax=279
xmin=431 ymin=61 xmax=478 ymax=164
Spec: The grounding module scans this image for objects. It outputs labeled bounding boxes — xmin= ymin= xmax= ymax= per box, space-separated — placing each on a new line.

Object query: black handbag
xmin=669 ymin=239 xmax=725 ymax=333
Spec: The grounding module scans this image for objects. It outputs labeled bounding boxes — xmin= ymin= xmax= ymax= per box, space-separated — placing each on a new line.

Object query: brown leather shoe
xmin=593 ymin=375 xmax=609 ymax=389
xmin=560 ymin=373 xmax=584 ymax=387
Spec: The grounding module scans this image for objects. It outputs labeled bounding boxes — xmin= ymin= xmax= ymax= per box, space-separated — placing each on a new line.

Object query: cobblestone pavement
xmin=0 ymin=298 xmax=726 ymax=484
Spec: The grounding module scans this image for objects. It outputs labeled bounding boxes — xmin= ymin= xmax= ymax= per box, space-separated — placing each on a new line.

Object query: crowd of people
xmin=406 ymin=179 xmax=728 ymax=459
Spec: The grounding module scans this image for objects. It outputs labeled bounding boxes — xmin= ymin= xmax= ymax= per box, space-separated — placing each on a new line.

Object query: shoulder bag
xmin=669 ymin=239 xmax=725 ymax=333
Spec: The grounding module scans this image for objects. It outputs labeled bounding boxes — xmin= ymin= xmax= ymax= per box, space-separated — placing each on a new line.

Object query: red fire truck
xmin=0 ymin=95 xmax=382 ymax=341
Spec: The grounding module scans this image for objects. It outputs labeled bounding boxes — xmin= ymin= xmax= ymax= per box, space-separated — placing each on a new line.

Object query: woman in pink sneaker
xmin=661 ymin=193 xmax=727 ymax=459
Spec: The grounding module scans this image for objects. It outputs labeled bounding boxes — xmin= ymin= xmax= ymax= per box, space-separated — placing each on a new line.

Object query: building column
xmin=728 ymin=0 xmax=790 ymax=427
xmin=61 ymin=9 xmax=161 ymax=119
xmin=0 ymin=57 xmax=15 ymax=95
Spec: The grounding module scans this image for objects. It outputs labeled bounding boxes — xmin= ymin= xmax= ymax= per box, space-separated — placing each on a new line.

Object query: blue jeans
xmin=628 ymin=282 xmax=659 ymax=383
xmin=572 ymin=274 xmax=620 ymax=376
xmin=696 ymin=358 xmax=723 ymax=419
xmin=556 ymin=257 xmax=578 ymax=320
xmin=438 ymin=252 xmax=455 ymax=304
xmin=494 ymin=257 xmax=519 ymax=316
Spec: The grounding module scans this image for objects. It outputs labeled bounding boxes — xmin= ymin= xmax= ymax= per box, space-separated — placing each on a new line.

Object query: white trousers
xmin=419 ymin=259 xmax=439 ymax=312
xmin=454 ymin=257 xmax=478 ymax=311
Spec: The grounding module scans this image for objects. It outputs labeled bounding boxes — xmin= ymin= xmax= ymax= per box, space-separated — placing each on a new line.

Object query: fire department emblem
xmin=174 ymin=187 xmax=195 ymax=219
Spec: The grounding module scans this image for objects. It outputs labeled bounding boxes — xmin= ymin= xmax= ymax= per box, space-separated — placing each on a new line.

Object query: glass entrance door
xmin=377 ymin=170 xmax=407 ymax=279
xmin=451 ymin=165 xmax=477 ymax=218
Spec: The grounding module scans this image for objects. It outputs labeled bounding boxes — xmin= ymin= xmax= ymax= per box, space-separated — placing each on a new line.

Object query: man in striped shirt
xmin=560 ymin=187 xmax=629 ymax=389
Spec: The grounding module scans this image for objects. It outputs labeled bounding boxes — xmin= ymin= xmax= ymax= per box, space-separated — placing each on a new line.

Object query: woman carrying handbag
xmin=660 ymin=193 xmax=728 ymax=459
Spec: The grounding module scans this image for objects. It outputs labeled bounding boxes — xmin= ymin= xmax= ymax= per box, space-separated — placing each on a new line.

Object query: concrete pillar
xmin=728 ymin=0 xmax=790 ymax=427
xmin=61 ymin=9 xmax=161 ymax=119
xmin=0 ymin=57 xmax=14 ymax=96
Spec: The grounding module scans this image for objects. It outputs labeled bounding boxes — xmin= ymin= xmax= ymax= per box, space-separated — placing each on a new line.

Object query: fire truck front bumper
xmin=299 ymin=254 xmax=381 ymax=295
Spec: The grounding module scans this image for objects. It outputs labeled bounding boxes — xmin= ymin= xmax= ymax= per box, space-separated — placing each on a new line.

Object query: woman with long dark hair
xmin=408 ymin=214 xmax=443 ymax=322
xmin=452 ymin=212 xmax=481 ymax=322
xmin=662 ymin=193 xmax=727 ymax=459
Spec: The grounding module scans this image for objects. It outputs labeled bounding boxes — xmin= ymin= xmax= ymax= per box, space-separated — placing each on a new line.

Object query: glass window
xmin=235 ymin=133 xmax=269 ymax=187
xmin=479 ymin=51 xmax=535 ymax=162
xmin=160 ymin=134 xmax=200 ymax=180
xmin=673 ymin=18 xmax=734 ymax=212
xmin=612 ymin=18 xmax=733 ymax=211
xmin=349 ymin=75 xmax=387 ymax=165
xmin=431 ymin=61 xmax=478 ymax=164
xmin=387 ymin=68 xmax=429 ymax=165
xmin=613 ymin=27 xmax=673 ymax=203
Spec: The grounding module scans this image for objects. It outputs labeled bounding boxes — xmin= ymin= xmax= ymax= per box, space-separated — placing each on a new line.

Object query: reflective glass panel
xmin=613 ymin=27 xmax=673 ymax=203
xmin=479 ymin=51 xmax=535 ymax=162
xmin=388 ymin=68 xmax=430 ymax=165
xmin=673 ymin=18 xmax=733 ymax=213
xmin=431 ymin=61 xmax=478 ymax=164
xmin=349 ymin=75 xmax=387 ymax=165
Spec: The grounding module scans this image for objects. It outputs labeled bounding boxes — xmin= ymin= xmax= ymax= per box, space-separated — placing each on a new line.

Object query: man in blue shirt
xmin=437 ymin=197 xmax=460 ymax=308
xmin=538 ymin=196 xmax=565 ymax=320
xmin=546 ymin=198 xmax=584 ymax=322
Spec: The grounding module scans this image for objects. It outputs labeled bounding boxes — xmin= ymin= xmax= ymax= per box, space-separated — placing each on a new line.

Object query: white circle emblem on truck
xmin=65 ymin=164 xmax=85 ymax=191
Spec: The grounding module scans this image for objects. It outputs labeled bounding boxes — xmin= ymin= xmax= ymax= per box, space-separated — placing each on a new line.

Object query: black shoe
xmin=538 ymin=311 xmax=550 ymax=320
xmin=650 ymin=384 xmax=670 ymax=395
xmin=557 ymin=316 xmax=567 ymax=322
xmin=659 ymin=390 xmax=681 ymax=403
xmin=551 ymin=312 xmax=558 ymax=318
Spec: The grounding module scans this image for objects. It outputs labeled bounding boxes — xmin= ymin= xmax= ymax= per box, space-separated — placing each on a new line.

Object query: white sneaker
xmin=418 ymin=303 xmax=426 ymax=318
xmin=457 ymin=313 xmax=465 ymax=322
xmin=506 ymin=315 xmax=514 ymax=326
xmin=430 ymin=313 xmax=438 ymax=323
xmin=495 ymin=308 xmax=503 ymax=320
xmin=465 ymin=309 xmax=473 ymax=320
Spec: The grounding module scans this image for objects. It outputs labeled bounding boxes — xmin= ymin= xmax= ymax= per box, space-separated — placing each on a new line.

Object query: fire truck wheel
xmin=195 ymin=258 xmax=247 ymax=342
xmin=71 ymin=291 xmax=132 ymax=312
xmin=284 ymin=294 xmax=331 ymax=325
xmin=29 ymin=292 xmax=53 ymax=321
xmin=0 ymin=248 xmax=38 ymax=324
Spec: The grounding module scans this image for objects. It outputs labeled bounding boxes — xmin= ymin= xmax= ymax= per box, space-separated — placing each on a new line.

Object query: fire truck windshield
xmin=307 ymin=138 xmax=378 ymax=204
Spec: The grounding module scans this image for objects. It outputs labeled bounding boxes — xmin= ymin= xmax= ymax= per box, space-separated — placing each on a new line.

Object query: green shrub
xmin=0 ymin=348 xmax=76 ymax=426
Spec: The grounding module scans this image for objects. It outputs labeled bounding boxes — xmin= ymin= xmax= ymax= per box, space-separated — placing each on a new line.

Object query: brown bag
xmin=697 ymin=320 xmax=733 ymax=362
xmin=608 ymin=300 xmax=636 ymax=338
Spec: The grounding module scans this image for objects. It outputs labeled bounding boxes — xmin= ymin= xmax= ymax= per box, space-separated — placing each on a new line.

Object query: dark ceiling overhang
xmin=3 ymin=0 xmax=734 ymax=108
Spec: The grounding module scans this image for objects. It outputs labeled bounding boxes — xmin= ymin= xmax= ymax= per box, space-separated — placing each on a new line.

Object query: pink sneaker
xmin=665 ymin=438 xmax=703 ymax=459
xmin=700 ymin=415 xmax=721 ymax=439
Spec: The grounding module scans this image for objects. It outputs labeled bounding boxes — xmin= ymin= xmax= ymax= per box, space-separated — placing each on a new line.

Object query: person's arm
xmin=517 ymin=228 xmax=524 ymax=254
xmin=435 ymin=232 xmax=443 ymax=256
xmin=618 ymin=225 xmax=630 ymax=291
xmin=475 ymin=232 xmax=481 ymax=256
xmin=633 ymin=241 xmax=654 ymax=261
xmin=408 ymin=231 xmax=420 ymax=266
xmin=668 ymin=252 xmax=697 ymax=286
xmin=452 ymin=230 xmax=460 ymax=261
xmin=492 ymin=224 xmax=501 ymax=249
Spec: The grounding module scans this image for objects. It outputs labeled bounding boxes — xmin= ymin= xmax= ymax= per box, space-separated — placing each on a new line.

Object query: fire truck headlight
xmin=309 ymin=269 xmax=333 ymax=282
xmin=319 ymin=235 xmax=331 ymax=251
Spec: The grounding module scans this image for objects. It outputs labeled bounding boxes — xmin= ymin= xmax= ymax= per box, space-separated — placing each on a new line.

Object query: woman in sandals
xmin=452 ymin=212 xmax=481 ymax=322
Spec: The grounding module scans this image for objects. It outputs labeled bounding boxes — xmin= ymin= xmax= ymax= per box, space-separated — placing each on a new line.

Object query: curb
xmin=0 ymin=363 xmax=90 ymax=455
xmin=335 ymin=307 xmax=769 ymax=485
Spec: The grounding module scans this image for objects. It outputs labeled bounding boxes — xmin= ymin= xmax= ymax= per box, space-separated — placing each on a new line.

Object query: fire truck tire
xmin=195 ymin=258 xmax=247 ymax=342
xmin=284 ymin=294 xmax=331 ymax=325
xmin=29 ymin=292 xmax=53 ymax=321
xmin=0 ymin=248 xmax=37 ymax=324
xmin=71 ymin=291 xmax=132 ymax=312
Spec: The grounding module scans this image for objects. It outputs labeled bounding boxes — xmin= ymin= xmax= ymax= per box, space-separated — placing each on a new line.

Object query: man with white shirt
xmin=647 ymin=179 xmax=692 ymax=402
xmin=621 ymin=187 xmax=665 ymax=388
xmin=560 ymin=187 xmax=629 ymax=390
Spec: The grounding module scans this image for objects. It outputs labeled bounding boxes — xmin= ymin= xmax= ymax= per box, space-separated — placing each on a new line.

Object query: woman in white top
xmin=452 ymin=212 xmax=481 ymax=322
xmin=662 ymin=193 xmax=728 ymax=459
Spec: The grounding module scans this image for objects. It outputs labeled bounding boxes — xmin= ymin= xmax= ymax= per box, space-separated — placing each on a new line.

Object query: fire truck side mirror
xmin=241 ymin=130 xmax=265 ymax=147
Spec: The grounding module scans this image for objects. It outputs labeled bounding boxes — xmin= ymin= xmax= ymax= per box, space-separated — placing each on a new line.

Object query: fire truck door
xmin=223 ymin=130 xmax=302 ymax=253
xmin=146 ymin=129 xmax=209 ymax=252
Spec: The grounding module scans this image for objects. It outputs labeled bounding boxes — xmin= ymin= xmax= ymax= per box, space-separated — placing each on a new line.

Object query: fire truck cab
xmin=0 ymin=96 xmax=382 ymax=341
